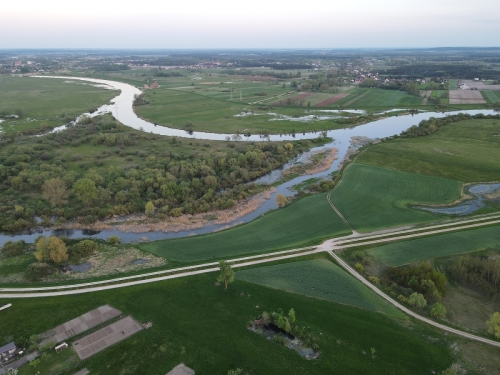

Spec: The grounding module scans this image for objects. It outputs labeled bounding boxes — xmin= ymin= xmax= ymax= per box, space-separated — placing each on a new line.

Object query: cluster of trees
xmin=450 ymin=255 xmax=500 ymax=298
xmin=257 ymin=308 xmax=319 ymax=350
xmin=384 ymin=263 xmax=447 ymax=306
xmin=0 ymin=114 xmax=314 ymax=232
xmin=400 ymin=113 xmax=500 ymax=138
xmin=133 ymin=94 xmax=150 ymax=106
xmin=296 ymin=72 xmax=340 ymax=92
xmin=91 ymin=64 xmax=130 ymax=71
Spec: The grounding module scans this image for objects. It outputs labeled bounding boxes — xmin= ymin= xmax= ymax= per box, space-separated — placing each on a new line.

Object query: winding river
xmin=0 ymin=76 xmax=497 ymax=246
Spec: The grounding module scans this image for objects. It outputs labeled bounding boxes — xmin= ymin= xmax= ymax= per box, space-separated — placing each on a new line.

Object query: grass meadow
xmin=369 ymin=225 xmax=500 ymax=266
xmin=0 ymin=272 xmax=455 ymax=375
xmin=330 ymin=164 xmax=462 ymax=232
xmin=236 ymin=258 xmax=404 ymax=318
xmin=356 ymin=118 xmax=500 ymax=182
xmin=0 ymin=76 xmax=118 ymax=134
xmin=140 ymin=193 xmax=351 ymax=262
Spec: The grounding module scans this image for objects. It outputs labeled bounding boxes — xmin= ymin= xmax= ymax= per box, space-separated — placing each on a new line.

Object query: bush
xmin=368 ymin=276 xmax=380 ymax=285
xmin=354 ymin=263 xmax=365 ymax=273
xmin=107 ymin=235 xmax=121 ymax=244
xmin=430 ymin=302 xmax=447 ymax=319
xmin=1 ymin=240 xmax=25 ymax=257
xmin=24 ymin=263 xmax=55 ymax=282
xmin=69 ymin=239 xmax=97 ymax=262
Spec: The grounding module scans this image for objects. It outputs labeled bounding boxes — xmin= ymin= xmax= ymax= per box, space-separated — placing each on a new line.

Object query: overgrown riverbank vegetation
xmin=0 ymin=113 xmax=328 ymax=233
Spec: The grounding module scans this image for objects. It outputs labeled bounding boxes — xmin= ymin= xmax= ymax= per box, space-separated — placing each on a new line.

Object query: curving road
xmin=327 ymin=249 xmax=500 ymax=348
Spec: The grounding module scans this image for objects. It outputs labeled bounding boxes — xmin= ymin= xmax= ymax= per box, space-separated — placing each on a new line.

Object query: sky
xmin=1 ymin=0 xmax=499 ymax=49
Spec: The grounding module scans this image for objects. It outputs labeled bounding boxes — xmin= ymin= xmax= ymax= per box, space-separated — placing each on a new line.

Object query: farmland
xmin=140 ymin=193 xmax=351 ymax=262
xmin=0 ymin=76 xmax=118 ymax=134
xmin=356 ymin=118 xmax=500 ymax=182
xmin=329 ymin=164 xmax=462 ymax=232
xmin=369 ymin=225 xmax=500 ymax=266
xmin=236 ymin=258 xmax=404 ymax=317
xmin=0 ymin=273 xmax=457 ymax=375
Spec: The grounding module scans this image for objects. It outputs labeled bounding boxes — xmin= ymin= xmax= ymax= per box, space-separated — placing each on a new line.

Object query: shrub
xmin=24 ymin=263 xmax=55 ymax=282
xmin=1 ymin=240 xmax=25 ymax=257
xmin=354 ymin=263 xmax=365 ymax=273
xmin=408 ymin=292 xmax=427 ymax=309
xmin=368 ymin=276 xmax=380 ymax=285
xmin=69 ymin=240 xmax=97 ymax=262
xmin=430 ymin=302 xmax=447 ymax=319
xmin=107 ymin=235 xmax=121 ymax=244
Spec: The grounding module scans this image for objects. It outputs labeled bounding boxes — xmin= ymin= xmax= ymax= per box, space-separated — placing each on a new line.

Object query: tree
xmin=34 ymin=236 xmax=68 ymax=264
xmin=276 ymin=194 xmax=287 ymax=208
xmin=72 ymin=178 xmax=98 ymax=206
xmin=145 ymin=201 xmax=155 ymax=217
xmin=69 ymin=240 xmax=97 ymax=262
xmin=486 ymin=312 xmax=500 ymax=338
xmin=408 ymin=293 xmax=427 ymax=309
xmin=354 ymin=263 xmax=364 ymax=273
xmin=42 ymin=178 xmax=68 ymax=207
xmin=430 ymin=303 xmax=447 ymax=319
xmin=217 ymin=260 xmax=235 ymax=289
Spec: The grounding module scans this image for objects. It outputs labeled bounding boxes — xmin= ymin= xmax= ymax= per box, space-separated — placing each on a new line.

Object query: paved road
xmin=327 ymin=250 xmax=500 ymax=348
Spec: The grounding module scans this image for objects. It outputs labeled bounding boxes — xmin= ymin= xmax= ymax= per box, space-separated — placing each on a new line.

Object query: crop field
xmin=369 ymin=225 xmax=500 ymax=266
xmin=330 ymin=164 xmax=462 ymax=232
xmin=236 ymin=259 xmax=404 ymax=317
xmin=482 ymin=90 xmax=500 ymax=104
xmin=356 ymin=118 xmax=500 ymax=182
xmin=140 ymin=193 xmax=351 ymax=262
xmin=0 ymin=76 xmax=118 ymax=134
xmin=449 ymin=90 xmax=486 ymax=104
xmin=0 ymin=273 xmax=454 ymax=375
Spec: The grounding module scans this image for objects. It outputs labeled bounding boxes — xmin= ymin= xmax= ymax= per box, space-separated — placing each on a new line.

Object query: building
xmin=166 ymin=363 xmax=195 ymax=375
xmin=0 ymin=342 xmax=17 ymax=362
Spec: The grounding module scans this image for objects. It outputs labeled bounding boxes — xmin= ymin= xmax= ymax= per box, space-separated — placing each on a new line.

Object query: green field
xmin=369 ymin=225 xmax=500 ymax=266
xmin=330 ymin=164 xmax=462 ymax=232
xmin=140 ymin=193 xmax=351 ymax=262
xmin=236 ymin=258 xmax=404 ymax=317
xmin=482 ymin=90 xmax=500 ymax=104
xmin=356 ymin=118 xmax=500 ymax=182
xmin=134 ymin=88 xmax=346 ymax=134
xmin=0 ymin=273 xmax=454 ymax=375
xmin=0 ymin=76 xmax=118 ymax=134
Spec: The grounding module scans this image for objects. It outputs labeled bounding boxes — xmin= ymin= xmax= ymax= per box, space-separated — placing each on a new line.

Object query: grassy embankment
xmin=329 ymin=163 xmax=462 ymax=232
xmin=0 ymin=271 xmax=455 ymax=375
xmin=0 ymin=76 xmax=118 ymax=134
xmin=369 ymin=225 xmax=500 ymax=266
xmin=140 ymin=192 xmax=351 ymax=262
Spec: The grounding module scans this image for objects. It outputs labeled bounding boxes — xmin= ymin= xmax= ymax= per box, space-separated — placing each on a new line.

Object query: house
xmin=0 ymin=342 xmax=16 ymax=362
xmin=166 ymin=363 xmax=195 ymax=375
xmin=459 ymin=83 xmax=469 ymax=90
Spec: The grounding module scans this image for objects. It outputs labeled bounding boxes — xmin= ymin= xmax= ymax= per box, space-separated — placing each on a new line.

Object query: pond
xmin=417 ymin=183 xmax=500 ymax=215
xmin=0 ymin=76 xmax=496 ymax=246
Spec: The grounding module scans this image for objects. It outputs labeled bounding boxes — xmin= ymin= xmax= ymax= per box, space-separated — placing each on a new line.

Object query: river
xmin=0 ymin=76 xmax=496 ymax=246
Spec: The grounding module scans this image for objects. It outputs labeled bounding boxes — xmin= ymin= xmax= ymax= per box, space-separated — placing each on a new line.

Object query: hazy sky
xmin=1 ymin=0 xmax=499 ymax=48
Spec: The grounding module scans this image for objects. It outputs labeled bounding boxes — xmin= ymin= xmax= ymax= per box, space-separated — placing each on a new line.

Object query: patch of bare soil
xmin=449 ymin=90 xmax=486 ymax=104
xmin=282 ymin=148 xmax=338 ymax=177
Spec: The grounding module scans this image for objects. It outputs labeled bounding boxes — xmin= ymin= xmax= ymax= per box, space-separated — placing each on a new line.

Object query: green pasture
xmin=0 ymin=76 xmax=118 ymax=134
xmin=134 ymin=88 xmax=344 ymax=134
xmin=482 ymin=90 xmax=500 ymax=104
xmin=140 ymin=193 xmax=351 ymax=262
xmin=0 ymin=273 xmax=453 ymax=375
xmin=236 ymin=258 xmax=404 ymax=318
xmin=369 ymin=225 xmax=500 ymax=266
xmin=356 ymin=118 xmax=500 ymax=182
xmin=448 ymin=79 xmax=458 ymax=90
xmin=330 ymin=164 xmax=462 ymax=232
